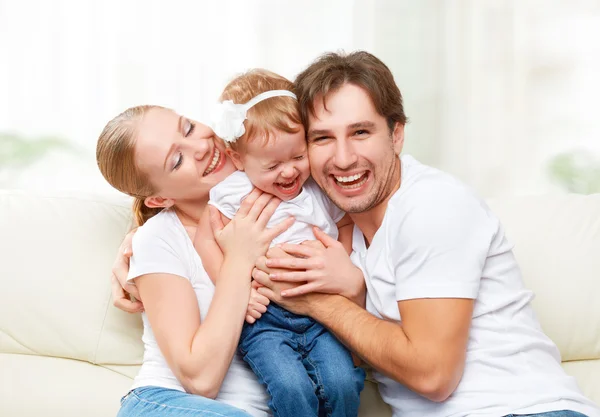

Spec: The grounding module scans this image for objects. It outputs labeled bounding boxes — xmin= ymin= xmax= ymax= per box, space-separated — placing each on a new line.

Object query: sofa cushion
xmin=0 ymin=352 xmax=131 ymax=417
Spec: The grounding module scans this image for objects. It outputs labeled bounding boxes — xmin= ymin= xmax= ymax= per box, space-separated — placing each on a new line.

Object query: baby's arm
xmin=336 ymin=214 xmax=354 ymax=255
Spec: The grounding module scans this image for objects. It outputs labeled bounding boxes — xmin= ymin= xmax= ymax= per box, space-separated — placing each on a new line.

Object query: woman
xmin=96 ymin=105 xmax=294 ymax=416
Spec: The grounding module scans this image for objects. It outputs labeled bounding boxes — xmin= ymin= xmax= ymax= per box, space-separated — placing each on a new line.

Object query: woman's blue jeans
xmin=117 ymin=386 xmax=253 ymax=417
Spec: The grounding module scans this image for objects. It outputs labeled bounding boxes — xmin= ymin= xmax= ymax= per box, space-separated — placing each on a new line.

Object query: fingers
xmin=245 ymin=315 xmax=256 ymax=324
xmin=114 ymin=297 xmax=144 ymax=314
xmin=112 ymin=254 xmax=140 ymax=300
xmin=300 ymin=239 xmax=326 ymax=250
xmin=254 ymin=256 xmax=271 ymax=274
xmin=281 ymin=282 xmax=320 ymax=298
xmin=266 ymin=216 xmax=295 ymax=241
xmin=249 ymin=302 xmax=268 ymax=314
xmin=251 ymin=279 xmax=264 ymax=289
xmin=270 ymin=270 xmax=317 ymax=282
xmin=237 ymin=188 xmax=264 ymax=217
xmin=255 ymin=196 xmax=282 ymax=228
xmin=266 ymin=246 xmax=295 ymax=259
xmin=257 ymin=285 xmax=279 ymax=302
xmin=251 ymin=290 xmax=270 ymax=309
xmin=313 ymin=226 xmax=340 ymax=248
xmin=252 ymin=267 xmax=275 ymax=289
xmin=111 ymin=275 xmax=144 ymax=313
xmin=247 ymin=193 xmax=281 ymax=223
xmin=265 ymin=256 xmax=321 ymax=270
xmin=277 ymin=242 xmax=320 ymax=258
xmin=208 ymin=205 xmax=224 ymax=237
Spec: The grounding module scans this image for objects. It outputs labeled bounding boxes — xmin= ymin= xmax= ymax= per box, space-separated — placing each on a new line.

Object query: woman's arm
xmin=136 ymin=261 xmax=252 ymax=398
xmin=137 ymin=191 xmax=293 ymax=398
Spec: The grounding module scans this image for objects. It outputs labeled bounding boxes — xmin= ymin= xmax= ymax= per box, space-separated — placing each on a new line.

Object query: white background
xmin=1 ymin=0 xmax=599 ymax=197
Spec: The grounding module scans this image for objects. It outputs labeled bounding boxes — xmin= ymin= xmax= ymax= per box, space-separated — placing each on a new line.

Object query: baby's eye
xmin=268 ymin=164 xmax=279 ymax=171
xmin=293 ymin=155 xmax=304 ymax=160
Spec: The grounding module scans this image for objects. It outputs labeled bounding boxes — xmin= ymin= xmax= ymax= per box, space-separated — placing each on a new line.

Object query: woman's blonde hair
xmin=220 ymin=69 xmax=302 ymax=152
xmin=96 ymin=105 xmax=164 ymax=226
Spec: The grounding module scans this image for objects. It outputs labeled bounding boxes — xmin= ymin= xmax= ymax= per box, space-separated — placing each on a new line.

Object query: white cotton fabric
xmin=351 ymin=155 xmax=600 ymax=417
xmin=209 ymin=171 xmax=345 ymax=245
xmin=127 ymin=209 xmax=271 ymax=417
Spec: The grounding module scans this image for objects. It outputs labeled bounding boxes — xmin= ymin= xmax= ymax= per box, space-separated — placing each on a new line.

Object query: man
xmin=249 ymin=52 xmax=599 ymax=417
xmin=112 ymin=52 xmax=599 ymax=417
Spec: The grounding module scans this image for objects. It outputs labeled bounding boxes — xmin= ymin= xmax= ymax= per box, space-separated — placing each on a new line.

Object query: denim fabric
xmin=117 ymin=386 xmax=253 ymax=417
xmin=506 ymin=411 xmax=589 ymax=417
xmin=239 ymin=303 xmax=366 ymax=417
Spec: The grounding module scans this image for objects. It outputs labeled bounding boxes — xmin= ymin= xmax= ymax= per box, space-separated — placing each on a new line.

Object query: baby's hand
xmin=245 ymin=281 xmax=270 ymax=324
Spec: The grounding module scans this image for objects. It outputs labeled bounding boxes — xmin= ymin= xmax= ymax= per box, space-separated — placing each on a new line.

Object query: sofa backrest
xmin=0 ymin=191 xmax=144 ymax=378
xmin=487 ymin=194 xmax=600 ymax=364
xmin=1 ymin=190 xmax=599 ymax=398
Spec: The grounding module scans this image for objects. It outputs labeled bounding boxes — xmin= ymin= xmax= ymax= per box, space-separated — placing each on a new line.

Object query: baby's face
xmin=239 ymin=127 xmax=310 ymax=201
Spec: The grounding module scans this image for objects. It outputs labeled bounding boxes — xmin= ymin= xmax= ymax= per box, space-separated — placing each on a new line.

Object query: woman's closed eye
xmin=173 ymin=152 xmax=183 ymax=170
xmin=184 ymin=120 xmax=196 ymax=137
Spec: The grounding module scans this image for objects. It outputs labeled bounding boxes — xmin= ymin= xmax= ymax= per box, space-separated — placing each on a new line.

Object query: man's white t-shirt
xmin=209 ymin=171 xmax=345 ymax=244
xmin=351 ymin=155 xmax=599 ymax=417
xmin=127 ymin=209 xmax=271 ymax=417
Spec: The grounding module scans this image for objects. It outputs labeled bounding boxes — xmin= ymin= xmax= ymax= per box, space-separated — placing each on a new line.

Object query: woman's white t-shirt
xmin=127 ymin=209 xmax=271 ymax=417
xmin=351 ymin=154 xmax=600 ymax=417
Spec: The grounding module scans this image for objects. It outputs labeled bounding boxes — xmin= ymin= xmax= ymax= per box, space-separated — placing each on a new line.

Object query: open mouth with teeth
xmin=274 ymin=177 xmax=301 ymax=197
xmin=203 ymin=148 xmax=223 ymax=176
xmin=333 ymin=171 xmax=369 ymax=189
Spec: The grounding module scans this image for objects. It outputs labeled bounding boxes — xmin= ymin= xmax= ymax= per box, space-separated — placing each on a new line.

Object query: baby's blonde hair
xmin=220 ymin=69 xmax=302 ymax=152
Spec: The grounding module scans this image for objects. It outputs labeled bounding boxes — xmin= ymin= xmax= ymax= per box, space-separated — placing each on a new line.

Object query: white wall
xmin=1 ymin=0 xmax=599 ymax=197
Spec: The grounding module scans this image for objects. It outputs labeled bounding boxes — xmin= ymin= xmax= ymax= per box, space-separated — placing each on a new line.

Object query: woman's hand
xmin=110 ymin=228 xmax=144 ymax=313
xmin=209 ymin=188 xmax=294 ymax=265
xmin=245 ymin=281 xmax=270 ymax=324
xmin=261 ymin=226 xmax=365 ymax=301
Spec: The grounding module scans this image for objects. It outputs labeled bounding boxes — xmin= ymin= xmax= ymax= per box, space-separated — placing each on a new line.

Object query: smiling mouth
xmin=333 ymin=171 xmax=369 ymax=189
xmin=203 ymin=148 xmax=221 ymax=176
xmin=275 ymin=177 xmax=301 ymax=196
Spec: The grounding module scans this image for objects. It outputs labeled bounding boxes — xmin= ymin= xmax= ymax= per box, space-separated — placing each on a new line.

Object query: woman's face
xmin=134 ymin=107 xmax=235 ymax=206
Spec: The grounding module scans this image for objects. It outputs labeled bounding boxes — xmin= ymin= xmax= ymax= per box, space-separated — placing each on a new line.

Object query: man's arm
xmin=314 ymin=295 xmax=472 ymax=402
xmin=255 ymin=277 xmax=472 ymax=402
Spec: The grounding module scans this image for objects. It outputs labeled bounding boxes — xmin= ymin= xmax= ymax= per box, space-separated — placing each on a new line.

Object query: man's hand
xmin=261 ymin=226 xmax=365 ymax=302
xmin=111 ymin=228 xmax=144 ymax=313
xmin=252 ymin=253 xmax=327 ymax=316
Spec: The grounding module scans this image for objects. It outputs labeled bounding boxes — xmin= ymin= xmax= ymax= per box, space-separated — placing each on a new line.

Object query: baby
xmin=196 ymin=69 xmax=365 ymax=417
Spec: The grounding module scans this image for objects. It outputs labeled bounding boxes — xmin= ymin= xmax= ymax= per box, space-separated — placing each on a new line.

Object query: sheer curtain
xmin=1 ymin=0 xmax=599 ymax=197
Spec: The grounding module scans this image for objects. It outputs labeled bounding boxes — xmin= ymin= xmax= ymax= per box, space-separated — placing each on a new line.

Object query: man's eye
xmin=355 ymin=130 xmax=368 ymax=136
xmin=173 ymin=152 xmax=183 ymax=170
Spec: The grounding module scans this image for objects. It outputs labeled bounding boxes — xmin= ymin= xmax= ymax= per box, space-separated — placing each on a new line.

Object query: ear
xmin=391 ymin=122 xmax=405 ymax=155
xmin=225 ymin=148 xmax=244 ymax=171
xmin=144 ymin=195 xmax=174 ymax=209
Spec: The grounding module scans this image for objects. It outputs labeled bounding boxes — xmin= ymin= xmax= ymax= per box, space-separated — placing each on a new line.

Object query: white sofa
xmin=1 ymin=190 xmax=599 ymax=416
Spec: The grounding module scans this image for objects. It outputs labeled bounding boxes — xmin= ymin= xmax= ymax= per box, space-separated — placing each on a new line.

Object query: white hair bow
xmin=210 ymin=90 xmax=297 ymax=143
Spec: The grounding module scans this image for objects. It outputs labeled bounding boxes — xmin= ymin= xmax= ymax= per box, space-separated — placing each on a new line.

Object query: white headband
xmin=210 ymin=90 xmax=297 ymax=143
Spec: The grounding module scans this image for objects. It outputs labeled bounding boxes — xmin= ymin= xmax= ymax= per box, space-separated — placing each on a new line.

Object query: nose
xmin=333 ymin=139 xmax=358 ymax=169
xmin=281 ymin=164 xmax=296 ymax=179
xmin=186 ymin=134 xmax=212 ymax=162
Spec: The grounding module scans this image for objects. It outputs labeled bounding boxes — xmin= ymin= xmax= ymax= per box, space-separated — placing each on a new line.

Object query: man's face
xmin=306 ymin=83 xmax=404 ymax=213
